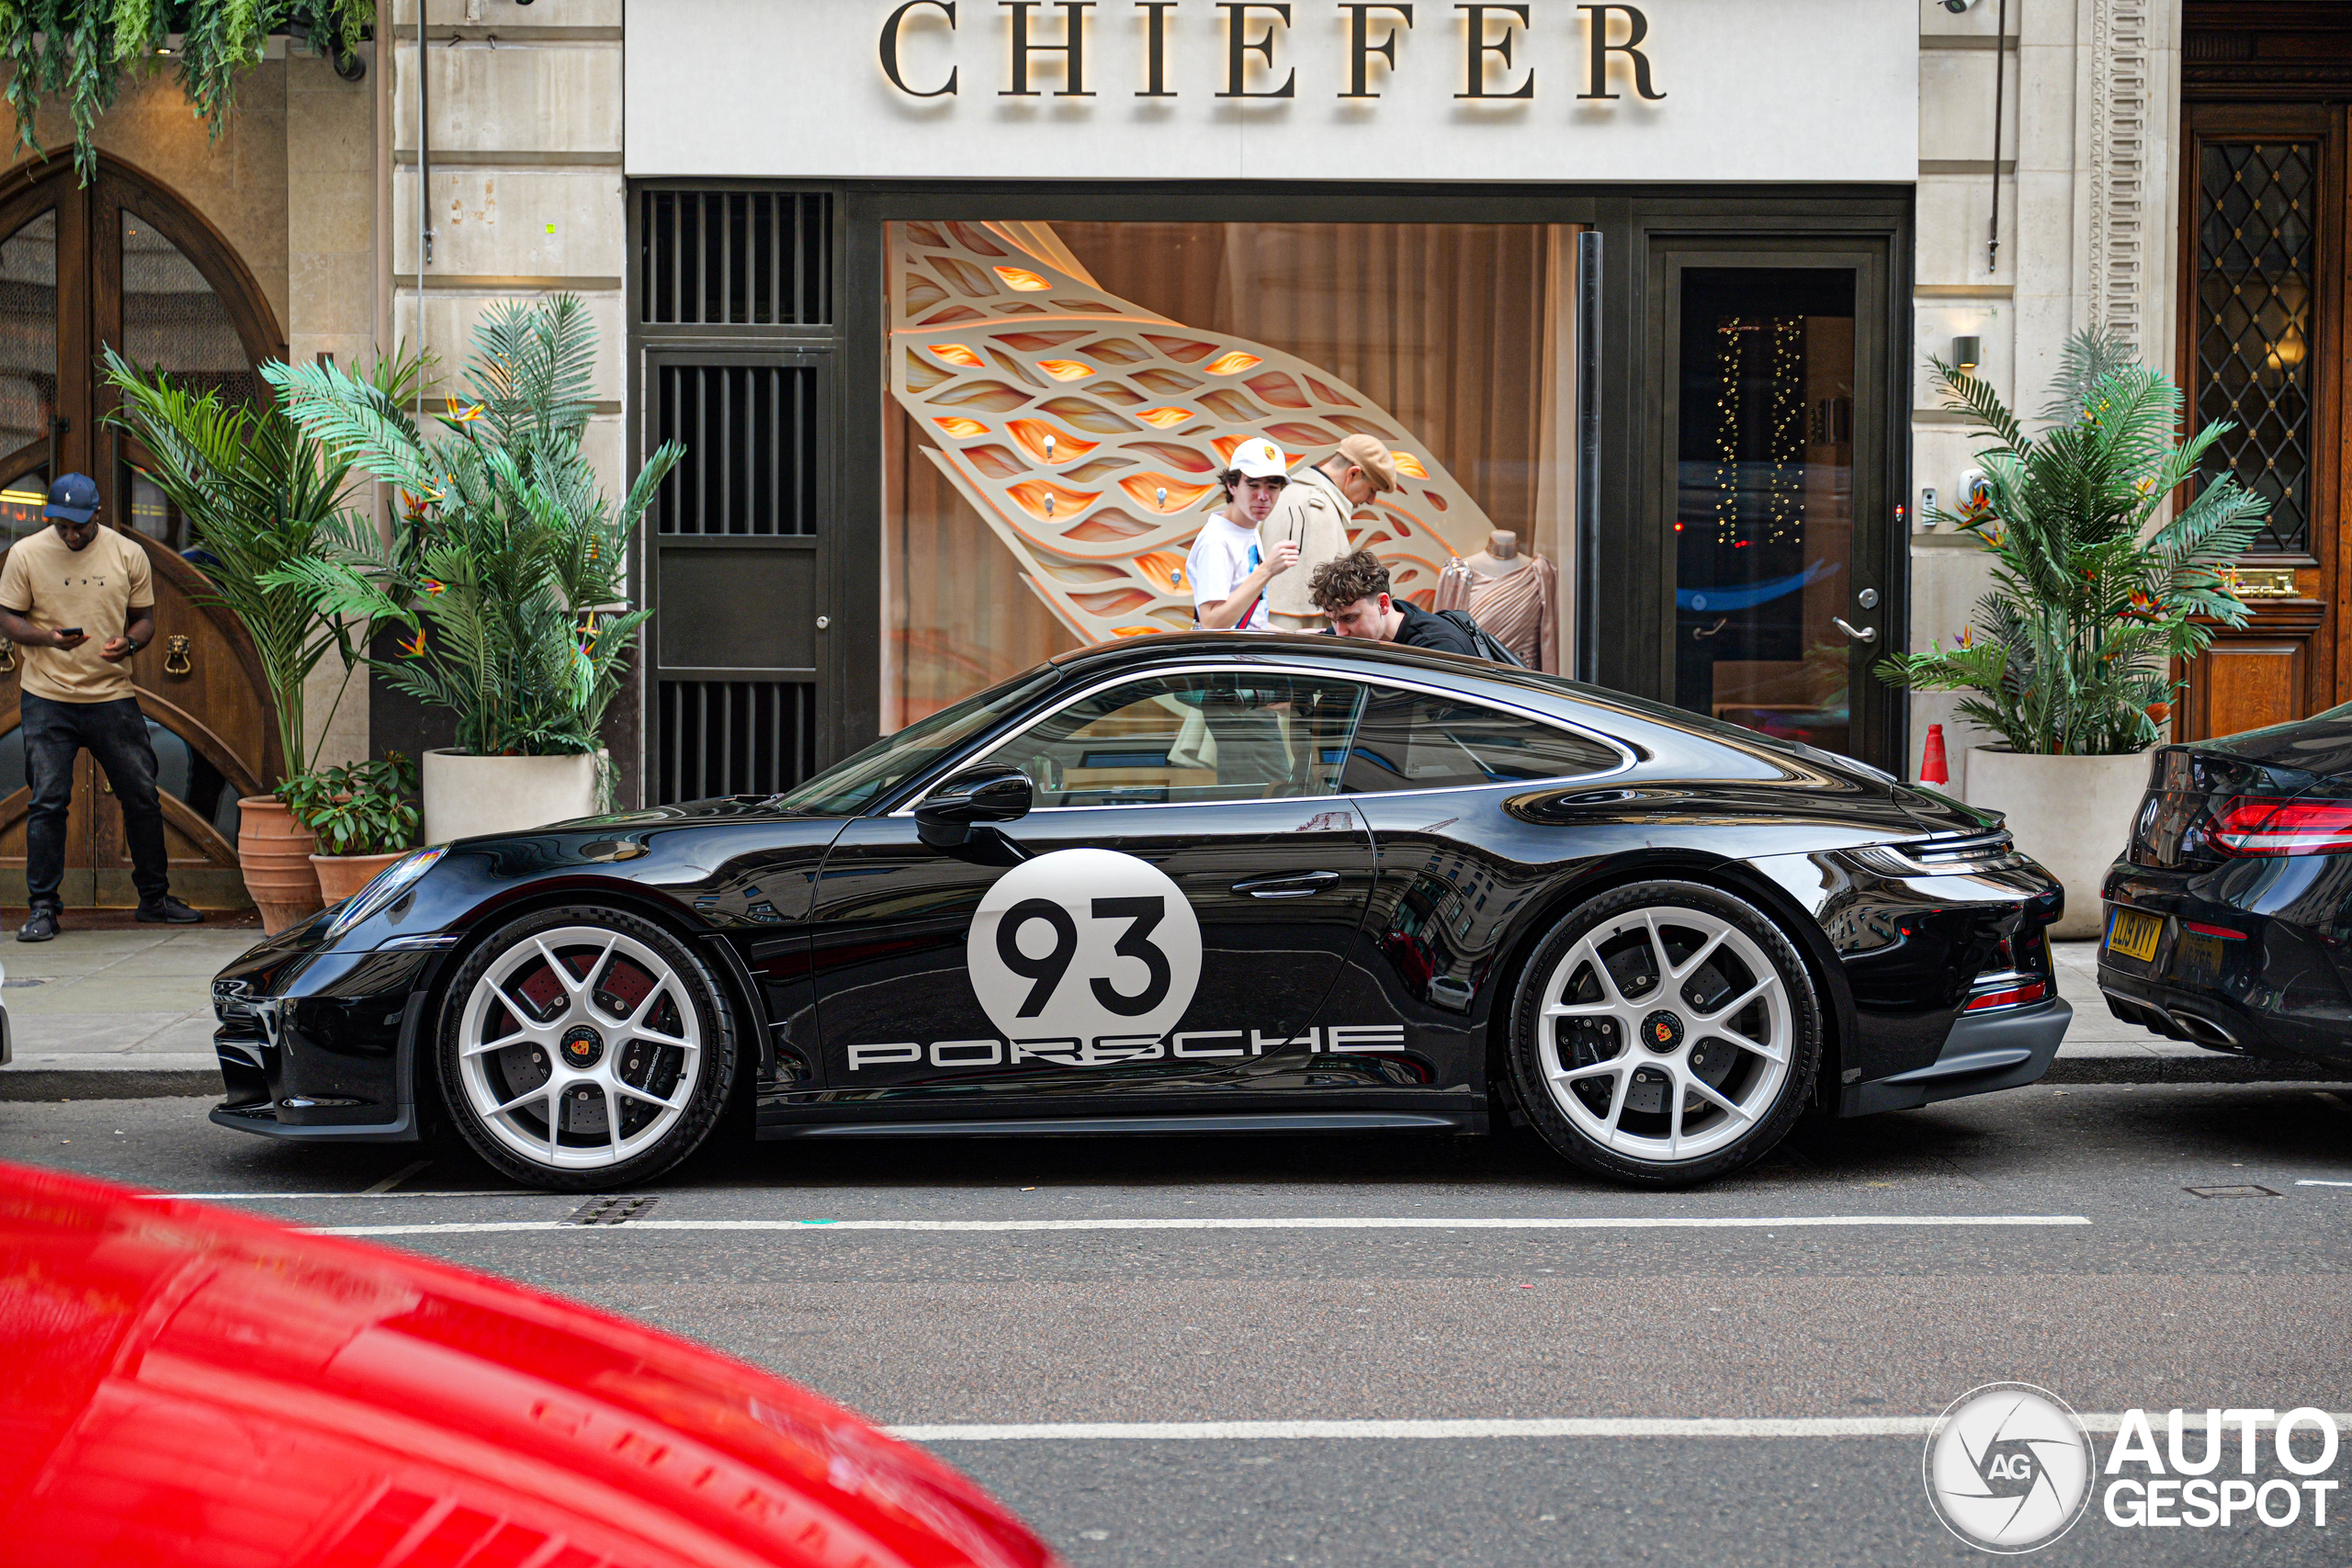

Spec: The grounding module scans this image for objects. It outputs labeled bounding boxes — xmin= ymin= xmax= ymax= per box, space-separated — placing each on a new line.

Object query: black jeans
xmin=22 ymin=693 xmax=169 ymax=912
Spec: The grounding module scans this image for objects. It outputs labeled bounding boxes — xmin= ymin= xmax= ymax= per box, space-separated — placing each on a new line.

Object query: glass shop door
xmin=1664 ymin=257 xmax=1894 ymax=768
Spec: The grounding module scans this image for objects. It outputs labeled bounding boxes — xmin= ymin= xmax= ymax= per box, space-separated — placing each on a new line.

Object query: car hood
xmin=0 ymin=1162 xmax=1058 ymax=1568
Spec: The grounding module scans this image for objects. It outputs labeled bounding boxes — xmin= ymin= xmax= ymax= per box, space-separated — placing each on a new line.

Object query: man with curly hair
xmin=1307 ymin=547 xmax=1480 ymax=656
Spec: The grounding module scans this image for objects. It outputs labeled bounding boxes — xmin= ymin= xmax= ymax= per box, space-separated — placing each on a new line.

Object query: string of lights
xmin=1714 ymin=316 xmax=1743 ymax=543
xmin=1767 ymin=316 xmax=1804 ymax=543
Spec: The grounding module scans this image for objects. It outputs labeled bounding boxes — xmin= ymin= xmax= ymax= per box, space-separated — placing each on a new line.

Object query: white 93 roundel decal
xmin=967 ymin=848 xmax=1204 ymax=1046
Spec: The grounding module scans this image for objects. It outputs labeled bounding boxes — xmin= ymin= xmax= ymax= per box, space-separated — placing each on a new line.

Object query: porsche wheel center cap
xmin=1640 ymin=1010 xmax=1685 ymax=1054
xmin=560 ymin=1024 xmax=605 ymax=1070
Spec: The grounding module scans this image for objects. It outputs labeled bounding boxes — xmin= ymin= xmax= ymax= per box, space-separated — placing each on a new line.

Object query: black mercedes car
xmin=211 ymin=632 xmax=2069 ymax=1190
xmin=2100 ymin=704 xmax=2352 ymax=1066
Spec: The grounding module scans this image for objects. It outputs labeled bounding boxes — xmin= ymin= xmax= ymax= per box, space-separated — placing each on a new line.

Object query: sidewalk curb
xmin=2043 ymin=1055 xmax=2352 ymax=1085
xmin=1 ymin=1055 xmax=221 ymax=1100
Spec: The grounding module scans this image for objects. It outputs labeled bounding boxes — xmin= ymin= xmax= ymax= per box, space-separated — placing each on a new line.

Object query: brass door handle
xmin=164 ymin=635 xmax=191 ymax=676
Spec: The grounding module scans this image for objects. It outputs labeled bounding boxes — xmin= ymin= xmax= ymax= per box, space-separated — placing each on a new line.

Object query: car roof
xmin=0 ymin=1161 xmax=1054 ymax=1568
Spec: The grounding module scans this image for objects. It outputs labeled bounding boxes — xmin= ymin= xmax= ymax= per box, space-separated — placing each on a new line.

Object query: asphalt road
xmin=6 ymin=1082 xmax=2351 ymax=1566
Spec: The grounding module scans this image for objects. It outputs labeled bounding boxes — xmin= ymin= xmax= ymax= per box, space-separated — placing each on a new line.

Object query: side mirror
xmin=916 ymin=763 xmax=1034 ymax=846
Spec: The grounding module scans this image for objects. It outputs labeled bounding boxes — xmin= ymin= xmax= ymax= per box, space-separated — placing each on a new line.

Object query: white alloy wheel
xmin=454 ymin=922 xmax=706 ymax=1174
xmin=1534 ymin=902 xmax=1795 ymax=1166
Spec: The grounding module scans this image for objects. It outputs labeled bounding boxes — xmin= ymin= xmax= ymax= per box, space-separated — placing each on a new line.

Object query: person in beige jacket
xmin=1257 ymin=434 xmax=1396 ymax=631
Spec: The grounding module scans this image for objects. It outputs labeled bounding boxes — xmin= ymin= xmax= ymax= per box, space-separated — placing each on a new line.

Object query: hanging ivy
xmin=0 ymin=1 xmax=372 ymax=181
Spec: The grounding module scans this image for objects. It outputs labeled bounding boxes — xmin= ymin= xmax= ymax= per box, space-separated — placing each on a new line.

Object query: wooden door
xmin=2174 ymin=84 xmax=2346 ymax=739
xmin=0 ymin=154 xmax=284 ymax=908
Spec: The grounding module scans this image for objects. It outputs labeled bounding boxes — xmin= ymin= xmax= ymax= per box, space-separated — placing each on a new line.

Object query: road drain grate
xmin=565 ymin=1195 xmax=659 ymax=1225
xmin=2185 ymin=1184 xmax=2279 ymax=1199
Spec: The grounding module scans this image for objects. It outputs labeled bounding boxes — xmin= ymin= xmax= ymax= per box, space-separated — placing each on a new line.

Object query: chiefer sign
xmin=625 ymin=0 xmax=1917 ymax=183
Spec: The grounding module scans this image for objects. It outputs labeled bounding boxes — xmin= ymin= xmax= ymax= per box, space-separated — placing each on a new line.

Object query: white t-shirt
xmin=1184 ymin=514 xmax=1270 ymax=631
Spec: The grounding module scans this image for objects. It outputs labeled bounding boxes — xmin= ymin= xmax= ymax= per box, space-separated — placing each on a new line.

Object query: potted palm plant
xmin=279 ymin=752 xmax=420 ymax=902
xmin=104 ymin=348 xmax=423 ymax=933
xmin=264 ymin=297 xmax=681 ymax=840
xmin=1877 ymin=330 xmax=2270 ymax=936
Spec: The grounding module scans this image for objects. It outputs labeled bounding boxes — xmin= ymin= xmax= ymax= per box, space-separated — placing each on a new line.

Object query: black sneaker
xmin=134 ymin=896 xmax=203 ymax=925
xmin=17 ymin=908 xmax=57 ymax=942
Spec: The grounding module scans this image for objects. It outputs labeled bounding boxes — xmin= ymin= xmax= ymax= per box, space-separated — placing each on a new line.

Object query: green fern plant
xmin=103 ymin=342 xmax=422 ymax=784
xmin=261 ymin=295 xmax=682 ymax=759
xmin=1875 ymin=328 xmax=2272 ymax=756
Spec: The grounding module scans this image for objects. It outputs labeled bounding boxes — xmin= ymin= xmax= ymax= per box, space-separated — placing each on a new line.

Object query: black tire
xmin=1507 ymin=879 xmax=1822 ymax=1188
xmin=435 ymin=905 xmax=739 ymax=1190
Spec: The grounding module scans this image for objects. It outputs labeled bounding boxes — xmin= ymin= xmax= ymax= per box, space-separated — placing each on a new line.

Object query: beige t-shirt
xmin=0 ymin=525 xmax=154 ymax=703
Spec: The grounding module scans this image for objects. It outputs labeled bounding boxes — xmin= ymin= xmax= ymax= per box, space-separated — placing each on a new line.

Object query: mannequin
xmin=1463 ymin=530 xmax=1533 ymax=578
xmin=1434 ymin=529 xmax=1558 ymax=671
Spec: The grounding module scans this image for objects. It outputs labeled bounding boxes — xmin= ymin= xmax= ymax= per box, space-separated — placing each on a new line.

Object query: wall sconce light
xmin=1952 ymin=336 xmax=1982 ymax=374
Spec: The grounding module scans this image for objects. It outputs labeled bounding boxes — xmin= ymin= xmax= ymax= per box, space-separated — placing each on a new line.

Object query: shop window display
xmin=882 ymin=220 xmax=1578 ymax=728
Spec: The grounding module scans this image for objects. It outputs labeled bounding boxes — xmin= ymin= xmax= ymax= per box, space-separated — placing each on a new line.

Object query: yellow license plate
xmin=2107 ymin=907 xmax=2164 ymax=963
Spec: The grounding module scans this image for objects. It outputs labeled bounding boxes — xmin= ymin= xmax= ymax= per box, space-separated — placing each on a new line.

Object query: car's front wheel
xmin=1509 ymin=880 xmax=1821 ymax=1187
xmin=436 ymin=906 xmax=739 ymax=1190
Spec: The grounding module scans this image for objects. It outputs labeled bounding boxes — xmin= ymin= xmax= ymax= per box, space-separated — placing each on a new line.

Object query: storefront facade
xmin=359 ymin=2 xmax=2318 ymax=809
xmin=621 ymin=0 xmax=1918 ymax=796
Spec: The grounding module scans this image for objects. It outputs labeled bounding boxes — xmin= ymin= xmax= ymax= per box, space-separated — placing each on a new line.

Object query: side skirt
xmin=760 ymin=1111 xmax=1483 ymax=1141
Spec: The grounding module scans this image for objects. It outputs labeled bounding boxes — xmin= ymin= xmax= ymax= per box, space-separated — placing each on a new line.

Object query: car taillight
xmin=2210 ymin=795 xmax=2352 ymax=856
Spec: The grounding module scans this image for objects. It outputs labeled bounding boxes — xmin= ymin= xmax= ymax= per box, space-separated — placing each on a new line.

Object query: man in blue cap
xmin=0 ymin=474 xmax=200 ymax=939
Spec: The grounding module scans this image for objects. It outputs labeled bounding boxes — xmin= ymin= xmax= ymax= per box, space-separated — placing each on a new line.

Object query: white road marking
xmin=139 ymin=1190 xmax=549 ymax=1201
xmin=303 ymin=1213 xmax=2092 ymax=1238
xmin=886 ymin=1414 xmax=2352 ymax=1442
xmin=2295 ymin=1179 xmax=2352 ymax=1188
xmin=361 ymin=1160 xmax=435 ymax=1196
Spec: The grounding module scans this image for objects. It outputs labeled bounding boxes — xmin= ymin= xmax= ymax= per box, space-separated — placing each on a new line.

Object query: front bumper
xmin=1842 ymin=997 xmax=2072 ymax=1115
xmin=209 ymin=942 xmax=451 ymax=1144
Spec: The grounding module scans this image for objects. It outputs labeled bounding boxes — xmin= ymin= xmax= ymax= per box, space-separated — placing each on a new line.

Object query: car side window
xmin=1340 ymin=686 xmax=1620 ymax=794
xmin=985 ymin=671 xmax=1368 ymax=807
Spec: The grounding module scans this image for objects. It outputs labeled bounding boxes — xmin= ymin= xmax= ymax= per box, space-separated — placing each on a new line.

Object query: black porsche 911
xmin=2100 ymin=704 xmax=2352 ymax=1066
xmin=211 ymin=632 xmax=2069 ymax=1190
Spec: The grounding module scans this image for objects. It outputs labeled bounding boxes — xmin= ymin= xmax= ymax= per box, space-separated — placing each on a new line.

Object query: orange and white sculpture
xmin=891 ymin=220 xmax=1500 ymax=643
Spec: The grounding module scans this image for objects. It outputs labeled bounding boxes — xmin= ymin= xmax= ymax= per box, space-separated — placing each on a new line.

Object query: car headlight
xmin=324 ymin=847 xmax=447 ymax=939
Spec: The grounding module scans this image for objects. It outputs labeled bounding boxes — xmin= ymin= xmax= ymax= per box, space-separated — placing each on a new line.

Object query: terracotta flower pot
xmin=310 ymin=851 xmax=409 ymax=904
xmin=238 ymin=795 xmax=322 ymax=935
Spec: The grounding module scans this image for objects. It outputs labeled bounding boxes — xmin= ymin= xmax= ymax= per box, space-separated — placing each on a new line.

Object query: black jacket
xmin=1393 ymin=600 xmax=1480 ymax=657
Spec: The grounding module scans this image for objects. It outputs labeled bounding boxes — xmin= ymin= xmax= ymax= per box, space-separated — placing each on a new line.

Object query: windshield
xmin=768 ymin=668 xmax=1059 ymax=816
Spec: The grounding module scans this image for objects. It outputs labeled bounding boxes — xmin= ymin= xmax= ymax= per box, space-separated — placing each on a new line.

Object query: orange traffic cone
xmin=1920 ymin=723 xmax=1950 ymax=786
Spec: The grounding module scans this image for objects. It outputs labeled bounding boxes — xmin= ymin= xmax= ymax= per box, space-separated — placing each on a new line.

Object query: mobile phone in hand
xmin=55 ymin=626 xmax=82 ymax=637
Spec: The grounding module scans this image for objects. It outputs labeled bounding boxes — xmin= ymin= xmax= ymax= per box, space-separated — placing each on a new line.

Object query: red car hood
xmin=0 ymin=1162 xmax=1057 ymax=1568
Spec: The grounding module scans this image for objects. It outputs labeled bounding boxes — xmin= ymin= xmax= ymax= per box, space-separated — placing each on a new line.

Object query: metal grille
xmin=639 ymin=190 xmax=831 ymax=325
xmin=2195 ymin=141 xmax=2315 ymax=556
xmin=652 ymin=363 xmax=819 ymax=535
xmin=658 ymin=680 xmax=817 ymax=803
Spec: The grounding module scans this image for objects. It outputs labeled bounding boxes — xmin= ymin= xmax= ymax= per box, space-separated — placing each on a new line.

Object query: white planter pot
xmin=423 ymin=749 xmax=602 ymax=844
xmin=1963 ymin=747 xmax=2153 ymax=941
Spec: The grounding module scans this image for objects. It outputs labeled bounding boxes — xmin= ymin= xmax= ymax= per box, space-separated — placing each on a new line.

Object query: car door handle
xmin=1232 ymin=871 xmax=1342 ymax=898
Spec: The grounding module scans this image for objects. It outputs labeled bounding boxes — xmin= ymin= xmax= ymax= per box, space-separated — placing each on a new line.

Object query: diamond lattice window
xmin=2196 ymin=141 xmax=2316 ymax=557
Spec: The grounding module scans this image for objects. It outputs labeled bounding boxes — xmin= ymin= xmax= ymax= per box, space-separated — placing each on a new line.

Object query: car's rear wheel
xmin=436 ymin=906 xmax=738 ymax=1190
xmin=1509 ymin=880 xmax=1821 ymax=1187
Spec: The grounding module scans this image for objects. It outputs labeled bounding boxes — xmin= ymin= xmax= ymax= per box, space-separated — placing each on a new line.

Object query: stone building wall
xmin=1908 ymin=0 xmax=2183 ymax=790
xmin=384 ymin=0 xmax=631 ymax=782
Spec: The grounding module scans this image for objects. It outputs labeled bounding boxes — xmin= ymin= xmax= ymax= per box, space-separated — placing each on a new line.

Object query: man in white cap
xmin=1185 ymin=436 xmax=1298 ymax=631
xmin=1258 ymin=434 xmax=1397 ymax=631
